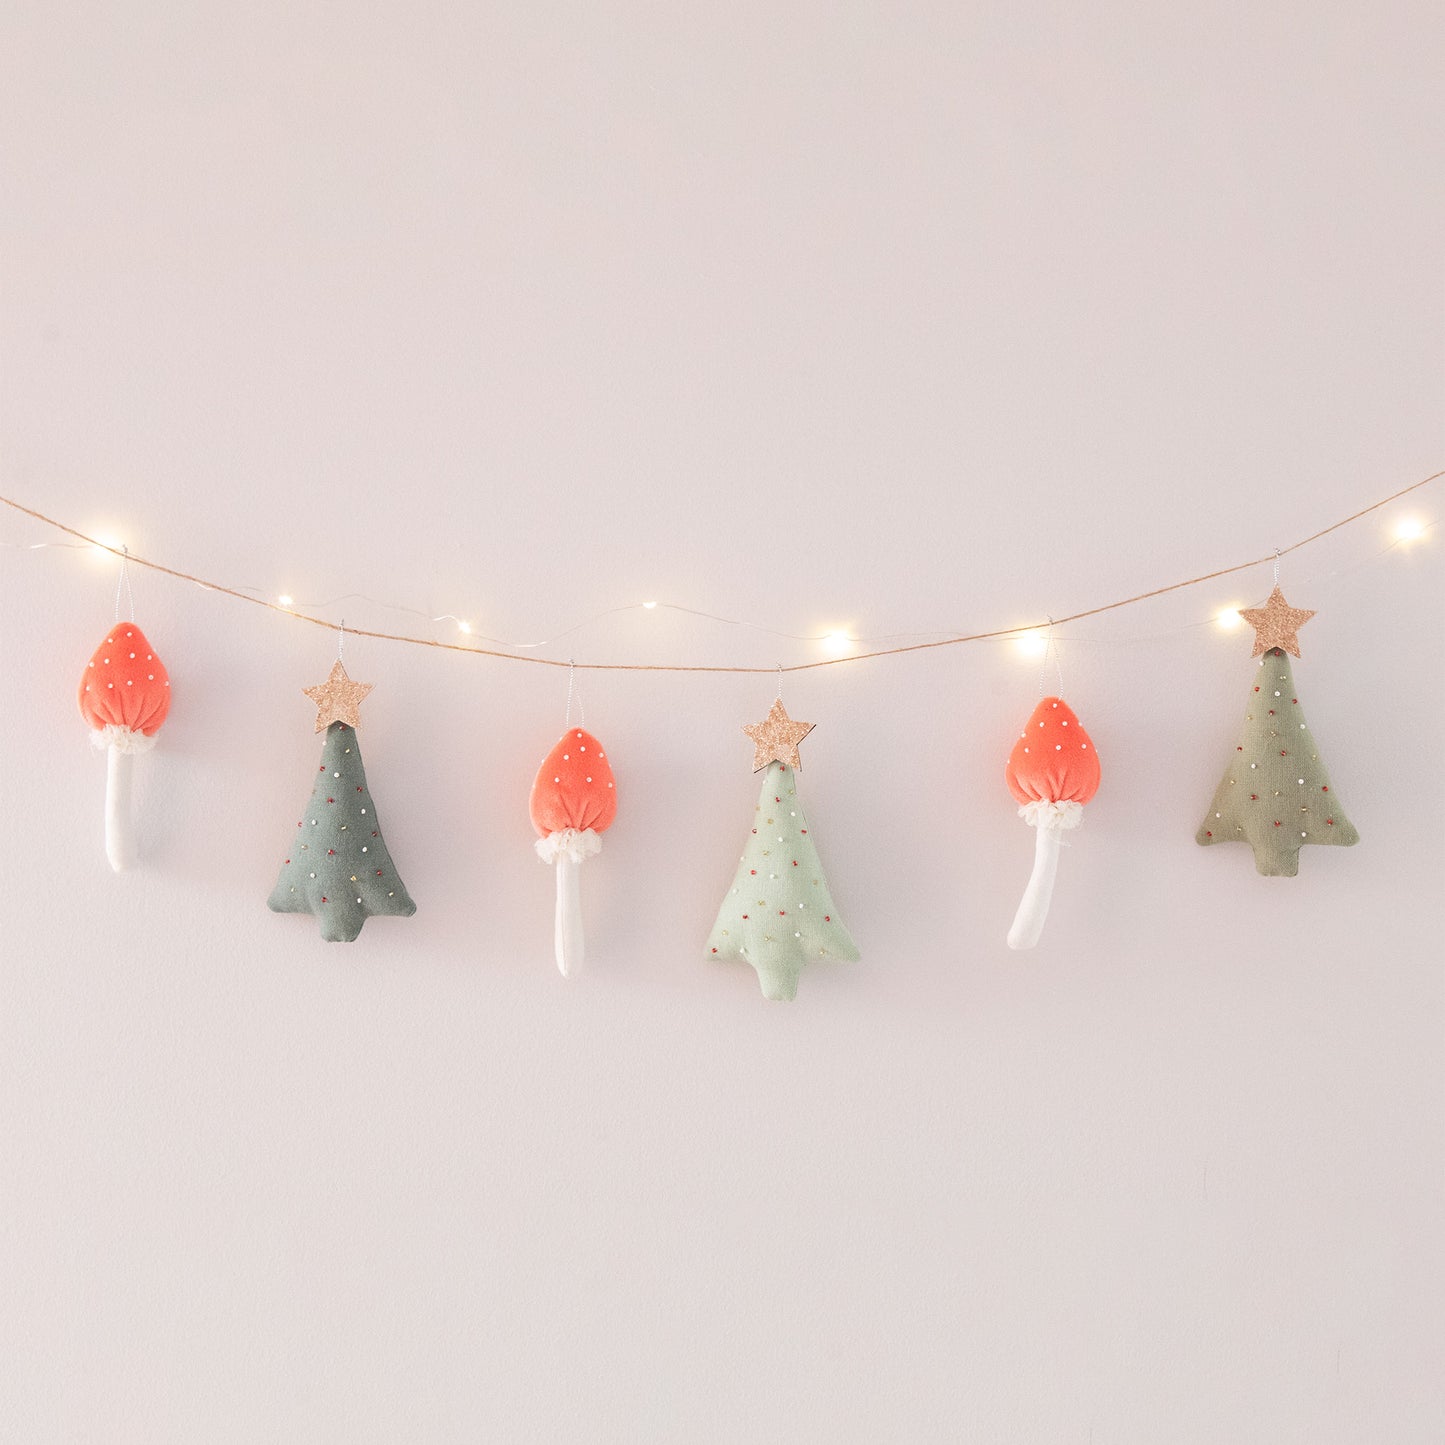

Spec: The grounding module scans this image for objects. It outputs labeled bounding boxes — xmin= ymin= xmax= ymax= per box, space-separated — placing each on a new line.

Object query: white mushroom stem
xmin=535 ymin=828 xmax=602 ymax=978
xmin=554 ymin=853 xmax=584 ymax=977
xmin=1007 ymin=799 xmax=1084 ymax=951
xmin=105 ymin=745 xmax=133 ymax=873
xmin=91 ymin=725 xmax=156 ymax=874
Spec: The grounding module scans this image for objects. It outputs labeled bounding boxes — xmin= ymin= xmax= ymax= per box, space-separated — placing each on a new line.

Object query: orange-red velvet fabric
xmin=530 ymin=728 xmax=617 ymax=836
xmin=1005 ymin=696 xmax=1100 ymax=805
xmin=77 ymin=623 xmax=172 ymax=735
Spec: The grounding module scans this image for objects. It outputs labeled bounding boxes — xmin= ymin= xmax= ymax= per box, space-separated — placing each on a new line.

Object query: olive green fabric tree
xmin=1196 ymin=593 xmax=1359 ymax=876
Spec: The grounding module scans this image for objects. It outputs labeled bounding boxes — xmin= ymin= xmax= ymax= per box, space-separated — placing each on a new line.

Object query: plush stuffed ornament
xmin=530 ymin=728 xmax=617 ymax=976
xmin=77 ymin=621 xmax=171 ymax=871
xmin=1004 ymin=697 xmax=1101 ymax=949
xmin=1197 ymin=586 xmax=1358 ymax=875
xmin=267 ymin=655 xmax=416 ymax=941
xmin=705 ymin=698 xmax=859 ymax=1001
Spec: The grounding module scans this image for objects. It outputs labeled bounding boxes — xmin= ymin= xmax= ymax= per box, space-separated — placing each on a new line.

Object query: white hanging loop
xmin=775 ymin=662 xmax=784 ymax=701
xmin=1273 ymin=548 xmax=1282 ymax=586
xmin=565 ymin=659 xmax=585 ymax=727
xmin=337 ymin=619 xmax=346 ymax=663
xmin=1038 ymin=618 xmax=1065 ymax=699
xmin=112 ymin=546 xmax=135 ymax=623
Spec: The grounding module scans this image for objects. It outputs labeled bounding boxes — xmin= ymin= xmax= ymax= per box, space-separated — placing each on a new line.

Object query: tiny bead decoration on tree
xmin=268 ymin=660 xmax=416 ymax=941
xmin=1196 ymin=588 xmax=1359 ymax=876
xmin=706 ymin=700 xmax=858 ymax=1002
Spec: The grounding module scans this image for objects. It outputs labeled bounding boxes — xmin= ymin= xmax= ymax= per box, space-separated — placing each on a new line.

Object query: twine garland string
xmin=2 ymin=469 xmax=1440 ymax=674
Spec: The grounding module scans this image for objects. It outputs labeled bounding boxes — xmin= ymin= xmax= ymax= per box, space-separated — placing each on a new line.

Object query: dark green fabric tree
xmin=268 ymin=721 xmax=416 ymax=941
xmin=1196 ymin=647 xmax=1359 ymax=876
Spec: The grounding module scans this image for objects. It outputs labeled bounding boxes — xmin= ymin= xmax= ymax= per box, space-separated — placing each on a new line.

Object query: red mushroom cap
xmin=529 ymin=728 xmax=617 ymax=837
xmin=77 ymin=623 xmax=171 ymax=736
xmin=1005 ymin=696 xmax=1100 ymax=806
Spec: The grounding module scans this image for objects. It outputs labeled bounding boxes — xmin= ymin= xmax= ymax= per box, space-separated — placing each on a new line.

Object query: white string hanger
xmin=1036 ymin=618 xmax=1066 ymax=699
xmin=112 ymin=546 xmax=135 ymax=623
xmin=564 ymin=659 xmax=585 ymax=728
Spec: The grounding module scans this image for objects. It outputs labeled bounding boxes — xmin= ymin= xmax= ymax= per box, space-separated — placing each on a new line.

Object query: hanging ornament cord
xmin=112 ymin=545 xmax=134 ymax=624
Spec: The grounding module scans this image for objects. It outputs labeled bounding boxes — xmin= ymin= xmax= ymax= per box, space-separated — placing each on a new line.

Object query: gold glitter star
xmin=303 ymin=660 xmax=373 ymax=731
xmin=1240 ymin=586 xmax=1316 ymax=658
xmin=743 ymin=698 xmax=814 ymax=771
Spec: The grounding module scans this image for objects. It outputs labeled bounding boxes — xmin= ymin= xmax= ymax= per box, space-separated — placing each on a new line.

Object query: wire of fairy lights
xmin=1 ymin=468 xmax=1440 ymax=674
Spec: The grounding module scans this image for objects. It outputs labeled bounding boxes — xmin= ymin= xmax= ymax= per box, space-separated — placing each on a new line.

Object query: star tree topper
xmin=744 ymin=698 xmax=814 ymax=771
xmin=1240 ymin=586 xmax=1316 ymax=658
xmin=303 ymin=660 xmax=373 ymax=731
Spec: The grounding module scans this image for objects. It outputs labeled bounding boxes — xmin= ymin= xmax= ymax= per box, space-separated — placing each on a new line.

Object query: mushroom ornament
xmin=1196 ymin=586 xmax=1358 ymax=875
xmin=529 ymin=728 xmax=617 ymax=977
xmin=267 ymin=657 xmax=417 ymax=941
xmin=705 ymin=699 xmax=859 ymax=1001
xmin=77 ymin=622 xmax=171 ymax=871
xmin=1004 ymin=697 xmax=1101 ymax=950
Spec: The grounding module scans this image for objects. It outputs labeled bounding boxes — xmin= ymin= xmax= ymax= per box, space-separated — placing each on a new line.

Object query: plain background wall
xmin=1 ymin=3 xmax=1442 ymax=1441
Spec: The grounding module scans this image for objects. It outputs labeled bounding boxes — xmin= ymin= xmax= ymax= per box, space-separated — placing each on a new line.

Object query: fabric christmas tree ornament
xmin=1004 ymin=695 xmax=1101 ymax=949
xmin=529 ymin=728 xmax=617 ymax=977
xmin=705 ymin=699 xmax=859 ymax=1001
xmin=267 ymin=660 xmax=416 ymax=941
xmin=77 ymin=622 xmax=171 ymax=871
xmin=1196 ymin=591 xmax=1359 ymax=875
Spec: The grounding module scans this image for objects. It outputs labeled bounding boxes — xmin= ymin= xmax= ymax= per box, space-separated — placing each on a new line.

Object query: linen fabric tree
xmin=1196 ymin=646 xmax=1358 ymax=875
xmin=706 ymin=698 xmax=859 ymax=1002
xmin=268 ymin=660 xmax=416 ymax=941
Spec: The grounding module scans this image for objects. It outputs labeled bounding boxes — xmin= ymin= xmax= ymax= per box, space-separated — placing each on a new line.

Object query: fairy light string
xmin=1 ymin=468 xmax=1440 ymax=674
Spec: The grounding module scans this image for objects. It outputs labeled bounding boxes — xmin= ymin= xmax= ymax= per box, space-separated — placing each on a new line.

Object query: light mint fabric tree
xmin=706 ymin=699 xmax=859 ymax=1001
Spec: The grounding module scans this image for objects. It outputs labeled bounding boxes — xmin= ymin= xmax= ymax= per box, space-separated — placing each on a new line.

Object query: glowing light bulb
xmin=1013 ymin=628 xmax=1049 ymax=658
xmin=1394 ymin=516 xmax=1426 ymax=543
xmin=457 ymin=621 xmax=472 ymax=635
xmin=277 ymin=594 xmax=294 ymax=609
xmin=88 ymin=532 xmax=126 ymax=561
xmin=641 ymin=600 xmax=658 ymax=610
xmin=1216 ymin=608 xmax=1242 ymax=629
xmin=820 ymin=630 xmax=854 ymax=656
